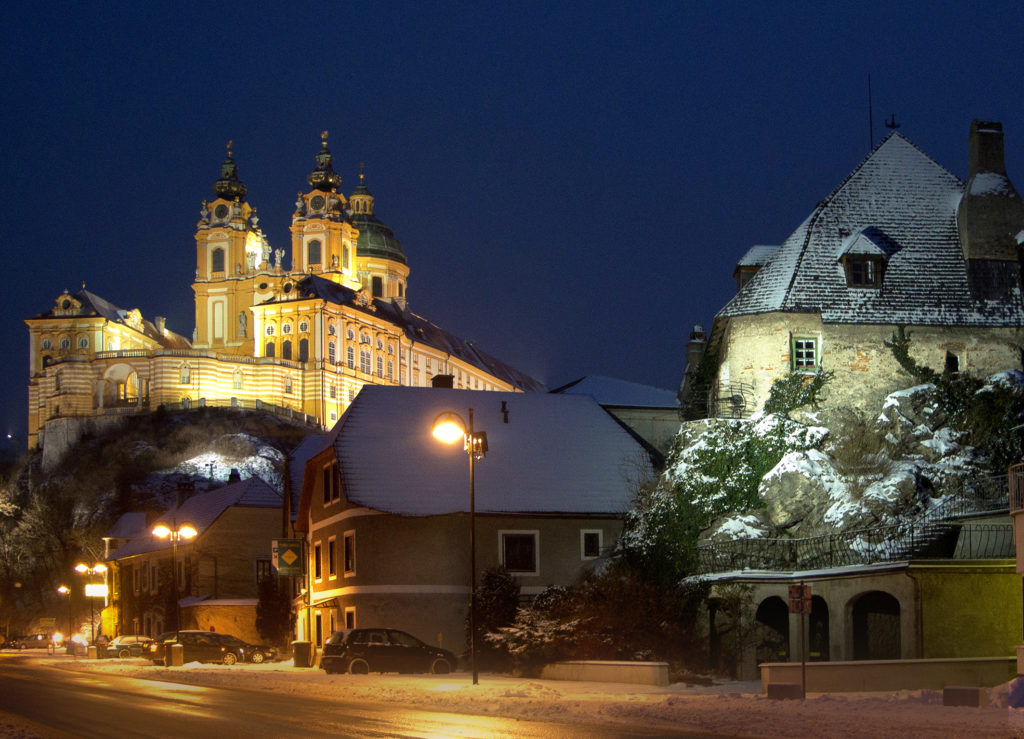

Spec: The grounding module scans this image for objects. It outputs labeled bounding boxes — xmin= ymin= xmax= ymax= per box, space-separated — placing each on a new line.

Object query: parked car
xmin=105 ymin=635 xmax=153 ymax=659
xmin=321 ymin=628 xmax=455 ymax=675
xmin=146 ymin=630 xmax=276 ymax=665
xmin=9 ymin=634 xmax=50 ymax=649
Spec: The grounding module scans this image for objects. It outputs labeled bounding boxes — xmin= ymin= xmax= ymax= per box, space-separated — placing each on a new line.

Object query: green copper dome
xmin=350 ymin=175 xmax=407 ymax=265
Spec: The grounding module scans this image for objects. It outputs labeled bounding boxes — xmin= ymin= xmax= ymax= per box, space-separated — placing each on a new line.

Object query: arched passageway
xmin=755 ymin=596 xmax=789 ymax=663
xmin=851 ymin=590 xmax=900 ymax=660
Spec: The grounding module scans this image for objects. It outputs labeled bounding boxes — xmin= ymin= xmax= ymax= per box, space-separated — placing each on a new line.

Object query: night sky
xmin=2 ymin=1 xmax=1023 ymax=445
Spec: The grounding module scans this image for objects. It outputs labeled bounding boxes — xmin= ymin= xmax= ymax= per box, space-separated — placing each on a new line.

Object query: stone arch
xmin=101 ymin=363 xmax=141 ymax=407
xmin=849 ymin=590 xmax=900 ymax=660
xmin=755 ymin=595 xmax=789 ymax=663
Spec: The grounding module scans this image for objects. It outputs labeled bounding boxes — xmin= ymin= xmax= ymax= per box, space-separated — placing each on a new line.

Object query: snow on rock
xmin=878 ymin=384 xmax=944 ymax=429
xmin=760 ymin=449 xmax=850 ymax=533
xmin=707 ymin=513 xmax=768 ymax=541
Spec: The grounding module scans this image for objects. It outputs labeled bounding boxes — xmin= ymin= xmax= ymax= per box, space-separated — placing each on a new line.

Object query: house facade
xmin=688 ymin=121 xmax=1024 ymax=418
xmin=293 ymin=385 xmax=655 ymax=653
xmin=106 ymin=477 xmax=283 ymax=642
xmin=26 ymin=135 xmax=541 ymax=451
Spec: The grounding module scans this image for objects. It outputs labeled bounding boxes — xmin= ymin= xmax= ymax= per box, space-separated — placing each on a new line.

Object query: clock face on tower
xmin=311 ymin=195 xmax=326 ymax=211
xmin=214 ymin=204 xmax=229 ymax=219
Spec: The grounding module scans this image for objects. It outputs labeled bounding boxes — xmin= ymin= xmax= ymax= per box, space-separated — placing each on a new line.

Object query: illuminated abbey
xmin=25 ymin=135 xmax=541 ymax=449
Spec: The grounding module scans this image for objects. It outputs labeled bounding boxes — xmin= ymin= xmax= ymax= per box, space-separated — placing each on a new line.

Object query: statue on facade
xmin=274 ymin=248 xmax=285 ymax=269
xmin=261 ymin=241 xmax=271 ymax=265
xmin=246 ymin=252 xmax=256 ymax=271
xmin=295 ymin=193 xmax=306 ymax=215
xmin=238 ymin=312 xmax=247 ymax=337
xmin=200 ymin=201 xmax=209 ymax=221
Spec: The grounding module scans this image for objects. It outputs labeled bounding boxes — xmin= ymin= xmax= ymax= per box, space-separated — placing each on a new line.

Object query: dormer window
xmin=842 ymin=255 xmax=885 ymax=288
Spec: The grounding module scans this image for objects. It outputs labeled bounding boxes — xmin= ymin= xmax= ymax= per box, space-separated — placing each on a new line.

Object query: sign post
xmin=788 ymin=582 xmax=812 ymax=699
xmin=272 ymin=539 xmax=303 ymax=577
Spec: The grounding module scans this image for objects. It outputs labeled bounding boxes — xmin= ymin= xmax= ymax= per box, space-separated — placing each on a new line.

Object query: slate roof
xmin=550 ymin=375 xmax=679 ymax=409
xmin=328 ymin=386 xmax=653 ymax=516
xmin=109 ymin=477 xmax=281 ymax=559
xmin=735 ymin=245 xmax=779 ymax=268
xmin=103 ymin=512 xmax=148 ymax=541
xmin=288 ymin=274 xmax=544 ymax=391
xmin=30 ymin=288 xmax=192 ymax=349
xmin=717 ymin=133 xmax=1024 ymax=327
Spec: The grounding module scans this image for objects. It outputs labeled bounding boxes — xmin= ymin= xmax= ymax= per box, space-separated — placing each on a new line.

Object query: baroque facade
xmin=26 ymin=136 xmax=542 ymax=448
xmin=685 ymin=121 xmax=1024 ymax=417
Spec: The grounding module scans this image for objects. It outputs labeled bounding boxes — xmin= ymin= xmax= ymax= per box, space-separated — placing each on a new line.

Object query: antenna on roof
xmin=868 ymin=73 xmax=874 ymax=150
xmin=885 ymin=113 xmax=901 ymax=131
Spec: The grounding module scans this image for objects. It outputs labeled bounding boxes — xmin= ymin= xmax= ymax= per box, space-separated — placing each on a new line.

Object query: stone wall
xmin=717 ymin=312 xmax=1024 ymax=414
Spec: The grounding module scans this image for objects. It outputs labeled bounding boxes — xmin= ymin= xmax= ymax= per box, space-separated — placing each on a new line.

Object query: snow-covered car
xmin=321 ymin=628 xmax=455 ymax=675
xmin=104 ymin=635 xmax=153 ymax=658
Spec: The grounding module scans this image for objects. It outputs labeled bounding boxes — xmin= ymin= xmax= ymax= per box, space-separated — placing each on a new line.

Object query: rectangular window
xmin=133 ymin=567 xmax=139 ymax=594
xmin=343 ymin=530 xmax=356 ymax=575
xmin=256 ymin=559 xmax=272 ymax=584
xmin=313 ymin=542 xmax=322 ymax=581
xmin=315 ymin=612 xmax=323 ymax=647
xmin=328 ymin=537 xmax=337 ymax=578
xmin=500 ymin=531 xmax=539 ymax=575
xmin=345 ymin=607 xmax=356 ymax=629
xmin=322 ymin=465 xmax=332 ymax=505
xmin=792 ymin=337 xmax=818 ymax=371
xmin=581 ymin=530 xmax=602 ymax=559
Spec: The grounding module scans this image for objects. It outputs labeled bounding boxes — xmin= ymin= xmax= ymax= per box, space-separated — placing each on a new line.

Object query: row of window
xmin=311 ymin=530 xmax=604 ymax=582
xmin=313 ymin=531 xmax=356 ymax=581
xmin=41 ymin=336 xmax=90 ymax=351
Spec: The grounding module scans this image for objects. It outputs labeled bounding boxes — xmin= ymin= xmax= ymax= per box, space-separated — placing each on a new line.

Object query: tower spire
xmin=307 ymin=130 xmax=343 ymax=192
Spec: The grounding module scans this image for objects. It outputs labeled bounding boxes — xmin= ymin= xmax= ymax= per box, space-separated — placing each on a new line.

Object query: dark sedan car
xmin=147 ymin=630 xmax=277 ymax=665
xmin=104 ymin=635 xmax=152 ymax=659
xmin=321 ymin=628 xmax=455 ymax=675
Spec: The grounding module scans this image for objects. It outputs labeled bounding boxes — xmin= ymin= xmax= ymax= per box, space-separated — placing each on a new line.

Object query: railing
xmin=695 ymin=521 xmax=1014 ymax=574
xmin=1011 ymin=463 xmax=1024 ymax=513
xmin=920 ymin=474 xmax=1009 ymax=520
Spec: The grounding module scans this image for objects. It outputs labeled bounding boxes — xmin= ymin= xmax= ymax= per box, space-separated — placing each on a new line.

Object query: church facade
xmin=26 ymin=136 xmax=541 ymax=449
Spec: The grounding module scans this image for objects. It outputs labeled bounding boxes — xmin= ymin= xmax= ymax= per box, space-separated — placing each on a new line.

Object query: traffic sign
xmin=272 ymin=539 xmax=303 ymax=577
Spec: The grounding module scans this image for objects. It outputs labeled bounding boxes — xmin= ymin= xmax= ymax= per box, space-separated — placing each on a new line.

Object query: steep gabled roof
xmin=717 ymin=133 xmax=1024 ymax=327
xmin=109 ymin=477 xmax=281 ymax=559
xmin=284 ymin=274 xmax=544 ymax=391
xmin=324 ymin=386 xmax=652 ymax=517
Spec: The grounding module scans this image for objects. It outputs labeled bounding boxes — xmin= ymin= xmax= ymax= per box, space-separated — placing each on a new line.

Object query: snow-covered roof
xmin=329 ymin=386 xmax=653 ymax=516
xmin=550 ymin=376 xmax=679 ymax=409
xmin=735 ymin=245 xmax=779 ymax=268
xmin=110 ymin=477 xmax=281 ymax=559
xmin=103 ymin=512 xmax=148 ymax=540
xmin=717 ymin=132 xmax=1024 ymax=327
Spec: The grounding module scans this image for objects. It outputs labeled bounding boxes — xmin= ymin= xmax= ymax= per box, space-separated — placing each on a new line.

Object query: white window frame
xmin=327 ymin=536 xmax=337 ymax=580
xmin=344 ymin=606 xmax=356 ymax=629
xmin=343 ymin=530 xmax=356 ymax=577
xmin=498 ymin=530 xmax=539 ymax=576
xmin=580 ymin=529 xmax=603 ymax=560
xmin=313 ymin=541 xmax=323 ymax=583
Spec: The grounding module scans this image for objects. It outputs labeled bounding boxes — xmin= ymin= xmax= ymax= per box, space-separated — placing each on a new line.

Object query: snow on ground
xmin=25 ymin=653 xmax=1024 ymax=737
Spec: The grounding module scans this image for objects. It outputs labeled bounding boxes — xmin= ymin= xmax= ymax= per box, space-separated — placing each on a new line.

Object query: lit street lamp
xmin=74 ymin=563 xmax=108 ymax=646
xmin=152 ymin=522 xmax=198 ymax=643
xmin=432 ymin=408 xmax=488 ymax=685
xmin=56 ymin=585 xmax=71 ymax=639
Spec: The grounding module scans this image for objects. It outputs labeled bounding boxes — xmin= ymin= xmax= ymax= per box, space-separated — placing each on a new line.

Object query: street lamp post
xmin=432 ymin=408 xmax=487 ymax=685
xmin=152 ymin=522 xmax=197 ymax=643
xmin=56 ymin=585 xmax=71 ymax=638
xmin=74 ymin=563 xmax=107 ymax=646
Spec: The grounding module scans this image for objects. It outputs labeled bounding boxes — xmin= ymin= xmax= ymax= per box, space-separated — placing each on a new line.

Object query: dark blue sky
xmin=2 ymin=1 xmax=1023 ymax=444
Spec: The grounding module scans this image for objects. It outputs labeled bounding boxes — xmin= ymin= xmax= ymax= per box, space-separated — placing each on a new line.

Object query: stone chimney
xmin=957 ymin=120 xmax=1024 ymax=264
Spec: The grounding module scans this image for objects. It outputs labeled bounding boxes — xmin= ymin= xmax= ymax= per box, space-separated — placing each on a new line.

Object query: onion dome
xmin=349 ymin=170 xmax=407 ymax=265
xmin=307 ymin=130 xmax=344 ymax=192
xmin=212 ymin=139 xmax=247 ymax=201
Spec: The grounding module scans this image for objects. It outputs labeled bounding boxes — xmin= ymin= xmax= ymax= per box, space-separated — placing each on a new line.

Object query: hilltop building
xmin=26 ymin=136 xmax=542 ymax=450
xmin=684 ymin=121 xmax=1024 ymax=418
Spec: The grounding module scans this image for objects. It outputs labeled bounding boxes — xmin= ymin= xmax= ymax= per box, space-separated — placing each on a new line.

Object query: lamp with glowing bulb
xmin=431 ymin=409 xmax=487 ymax=685
xmin=152 ymin=522 xmax=198 ymax=643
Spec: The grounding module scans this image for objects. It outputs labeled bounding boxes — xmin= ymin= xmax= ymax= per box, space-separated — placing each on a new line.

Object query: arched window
xmin=233 ymin=371 xmax=243 ymax=389
xmin=78 ymin=336 xmax=89 ymax=349
xmin=212 ymin=247 xmax=225 ymax=272
xmin=180 ymin=365 xmax=191 ymax=384
xmin=41 ymin=338 xmax=52 ymax=350
xmin=282 ymin=323 xmax=292 ymax=335
xmin=376 ymin=338 xmax=383 ymax=350
xmin=59 ymin=337 xmax=71 ymax=350
xmin=371 ymin=276 xmax=383 ymax=298
xmin=299 ymin=321 xmax=309 ymax=333
xmin=328 ymin=322 xmax=336 ymax=336
xmin=328 ymin=341 xmax=336 ymax=364
xmin=299 ymin=338 xmax=309 ymax=362
xmin=347 ymin=328 xmax=354 ymax=340
xmin=282 ymin=340 xmax=292 ymax=360
xmin=266 ymin=342 xmax=275 ymax=358
xmin=347 ymin=346 xmax=354 ymax=369
xmin=308 ymin=240 xmax=322 ymax=265
xmin=266 ymin=324 xmax=275 ymax=336
xmin=387 ymin=360 xmax=393 ymax=380
xmin=376 ymin=356 xmax=383 ymax=377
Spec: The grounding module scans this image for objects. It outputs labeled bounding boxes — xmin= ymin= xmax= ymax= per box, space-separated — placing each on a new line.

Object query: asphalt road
xmin=0 ymin=654 xmax=685 ymax=738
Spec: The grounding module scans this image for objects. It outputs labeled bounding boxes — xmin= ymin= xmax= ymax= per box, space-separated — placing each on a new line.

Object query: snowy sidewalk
xmin=34 ymin=654 xmax=1024 ymax=737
